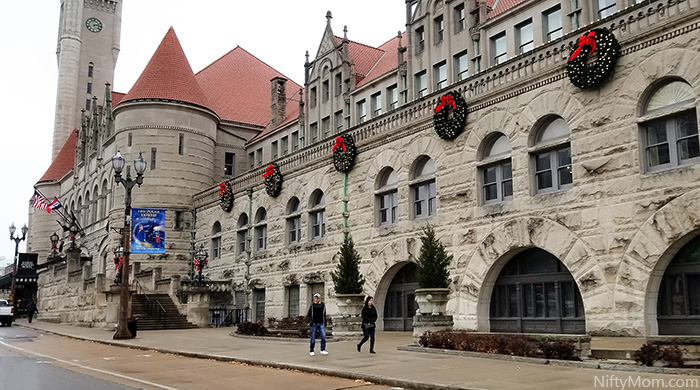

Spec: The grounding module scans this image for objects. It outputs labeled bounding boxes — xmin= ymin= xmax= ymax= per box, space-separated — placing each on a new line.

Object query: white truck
xmin=0 ymin=299 xmax=13 ymax=326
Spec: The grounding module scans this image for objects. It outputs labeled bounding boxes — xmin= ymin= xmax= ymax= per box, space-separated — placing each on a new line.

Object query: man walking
xmin=25 ymin=300 xmax=37 ymax=324
xmin=306 ymin=293 xmax=328 ymax=356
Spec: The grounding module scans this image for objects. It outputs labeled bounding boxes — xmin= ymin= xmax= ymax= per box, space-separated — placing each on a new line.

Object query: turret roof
xmin=120 ymin=28 xmax=213 ymax=112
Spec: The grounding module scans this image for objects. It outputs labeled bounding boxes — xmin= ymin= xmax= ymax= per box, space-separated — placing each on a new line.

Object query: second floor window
xmin=322 ymin=117 xmax=330 ymax=137
xmin=357 ymin=100 xmax=367 ymax=124
xmin=516 ymin=20 xmax=534 ymax=54
xmin=211 ymin=222 xmax=222 ymax=260
xmin=433 ymin=61 xmax=447 ymax=90
xmin=292 ymin=132 xmax=299 ymax=151
xmin=310 ymin=122 xmax=318 ymax=141
xmin=376 ymin=168 xmax=398 ymax=225
xmin=282 ymin=136 xmax=289 ymax=155
xmin=372 ymin=92 xmax=382 ymax=117
xmin=544 ymin=6 xmax=563 ymax=42
xmin=411 ymin=157 xmax=437 ymax=219
xmin=480 ymin=134 xmax=513 ymax=204
xmin=335 ymin=110 xmax=344 ymax=132
xmin=598 ymin=0 xmax=617 ymax=19
xmin=224 ymin=152 xmax=235 ymax=176
xmin=287 ymin=197 xmax=302 ymax=244
xmin=387 ymin=85 xmax=398 ymax=110
xmin=491 ymin=32 xmax=507 ymax=65
xmin=254 ymin=208 xmax=267 ymax=251
xmin=271 ymin=141 xmax=278 ymax=159
xmin=415 ymin=71 xmax=427 ymax=98
xmin=454 ymin=51 xmax=468 ymax=81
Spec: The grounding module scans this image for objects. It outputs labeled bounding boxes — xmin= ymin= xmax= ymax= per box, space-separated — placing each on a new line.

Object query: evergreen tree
xmin=416 ymin=225 xmax=452 ymax=289
xmin=331 ymin=234 xmax=365 ymax=294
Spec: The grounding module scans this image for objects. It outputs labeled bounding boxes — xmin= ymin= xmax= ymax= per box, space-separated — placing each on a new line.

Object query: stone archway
xmin=457 ymin=217 xmax=599 ymax=333
xmin=617 ymin=189 xmax=700 ymax=336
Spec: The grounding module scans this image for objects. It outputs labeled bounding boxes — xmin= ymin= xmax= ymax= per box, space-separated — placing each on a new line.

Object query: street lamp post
xmin=112 ymin=151 xmax=146 ymax=340
xmin=193 ymin=245 xmax=208 ymax=286
xmin=9 ymin=223 xmax=28 ymax=313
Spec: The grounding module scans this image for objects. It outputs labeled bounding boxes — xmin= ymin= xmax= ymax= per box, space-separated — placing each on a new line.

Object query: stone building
xmin=28 ymin=0 xmax=700 ymax=337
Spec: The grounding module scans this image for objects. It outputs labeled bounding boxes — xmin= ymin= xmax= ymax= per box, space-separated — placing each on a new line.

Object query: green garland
xmin=332 ymin=134 xmax=356 ymax=172
xmin=263 ymin=163 xmax=283 ymax=197
xmin=433 ymin=91 xmax=467 ymax=140
xmin=219 ymin=182 xmax=233 ymax=212
xmin=567 ymin=28 xmax=620 ymax=89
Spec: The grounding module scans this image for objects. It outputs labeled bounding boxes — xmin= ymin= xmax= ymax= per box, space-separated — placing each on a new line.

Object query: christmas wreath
xmin=332 ymin=134 xmax=356 ymax=172
xmin=567 ymin=28 xmax=620 ymax=89
xmin=433 ymin=92 xmax=467 ymax=140
xmin=263 ymin=163 xmax=283 ymax=197
xmin=219 ymin=182 xmax=233 ymax=212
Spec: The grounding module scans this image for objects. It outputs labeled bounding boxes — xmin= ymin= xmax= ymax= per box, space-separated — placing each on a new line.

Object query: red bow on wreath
xmin=219 ymin=183 xmax=227 ymax=196
xmin=332 ymin=136 xmax=347 ymax=153
xmin=434 ymin=94 xmax=456 ymax=113
xmin=262 ymin=164 xmax=275 ymax=178
xmin=569 ymin=31 xmax=596 ymax=61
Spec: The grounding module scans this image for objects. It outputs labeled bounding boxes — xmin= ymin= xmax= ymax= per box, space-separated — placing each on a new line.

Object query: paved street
xmin=0 ymin=326 xmax=405 ymax=390
xmin=10 ymin=320 xmax=700 ymax=390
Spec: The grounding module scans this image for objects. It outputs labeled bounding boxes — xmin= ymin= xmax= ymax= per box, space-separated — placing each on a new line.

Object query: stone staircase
xmin=131 ymin=294 xmax=198 ymax=330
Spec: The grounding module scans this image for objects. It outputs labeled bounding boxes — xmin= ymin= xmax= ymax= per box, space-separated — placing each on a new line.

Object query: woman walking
xmin=357 ymin=296 xmax=377 ymax=354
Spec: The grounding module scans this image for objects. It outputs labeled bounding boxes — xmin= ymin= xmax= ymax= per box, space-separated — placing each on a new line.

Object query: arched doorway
xmin=657 ymin=236 xmax=700 ymax=335
xmin=383 ymin=262 xmax=418 ymax=331
xmin=490 ymin=248 xmax=585 ymax=334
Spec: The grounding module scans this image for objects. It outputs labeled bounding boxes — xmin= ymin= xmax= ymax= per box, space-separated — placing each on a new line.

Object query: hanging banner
xmin=131 ymin=208 xmax=166 ymax=254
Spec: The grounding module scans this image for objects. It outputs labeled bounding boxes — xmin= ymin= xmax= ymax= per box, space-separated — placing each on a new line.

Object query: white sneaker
xmin=309 ymin=351 xmax=315 ymax=356
xmin=320 ymin=350 xmax=329 ymax=355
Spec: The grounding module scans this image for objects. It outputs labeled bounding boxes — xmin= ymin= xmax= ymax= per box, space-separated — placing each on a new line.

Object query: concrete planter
xmin=335 ymin=293 xmax=365 ymax=317
xmin=415 ymin=288 xmax=450 ymax=316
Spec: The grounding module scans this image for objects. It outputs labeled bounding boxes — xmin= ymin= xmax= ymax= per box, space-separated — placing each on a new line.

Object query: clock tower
xmin=53 ymin=0 xmax=122 ymax=160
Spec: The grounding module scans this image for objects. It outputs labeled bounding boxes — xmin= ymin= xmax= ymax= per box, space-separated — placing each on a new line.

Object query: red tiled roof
xmin=335 ymin=37 xmax=386 ymax=84
xmin=38 ymin=129 xmax=77 ymax=183
xmin=356 ymin=32 xmax=405 ymax=88
xmin=121 ymin=28 xmax=213 ymax=112
xmin=112 ymin=91 xmax=125 ymax=106
xmin=487 ymin=0 xmax=529 ymax=18
xmin=196 ymin=46 xmax=302 ymax=128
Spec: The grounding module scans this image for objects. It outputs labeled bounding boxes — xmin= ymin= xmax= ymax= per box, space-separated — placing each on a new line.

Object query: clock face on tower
xmin=86 ymin=17 xmax=103 ymax=33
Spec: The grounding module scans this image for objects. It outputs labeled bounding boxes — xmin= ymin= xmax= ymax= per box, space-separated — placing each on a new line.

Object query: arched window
xmin=657 ymin=235 xmax=700 ymax=335
xmin=93 ymin=185 xmax=100 ymax=220
xmin=211 ymin=222 xmax=222 ymax=259
xmin=376 ymin=168 xmax=398 ymax=225
xmin=77 ymin=196 xmax=83 ymax=227
xmin=100 ymin=180 xmax=108 ymax=220
xmin=254 ymin=208 xmax=267 ymax=251
xmin=287 ymin=197 xmax=302 ymax=244
xmin=640 ymin=80 xmax=698 ymax=172
xmin=410 ymin=157 xmax=436 ymax=219
xmin=479 ymin=134 xmax=513 ymax=204
xmin=85 ymin=191 xmax=92 ymax=225
xmin=530 ymin=117 xmax=572 ymax=193
xmin=237 ymin=213 xmax=248 ymax=255
xmin=490 ymin=248 xmax=585 ymax=334
xmin=309 ymin=190 xmax=325 ymax=239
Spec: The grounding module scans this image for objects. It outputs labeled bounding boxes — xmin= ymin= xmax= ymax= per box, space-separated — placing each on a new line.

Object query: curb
xmin=398 ymin=345 xmax=700 ymax=375
xmin=19 ymin=324 xmax=479 ymax=390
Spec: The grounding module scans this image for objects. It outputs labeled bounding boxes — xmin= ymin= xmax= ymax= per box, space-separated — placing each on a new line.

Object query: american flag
xmin=32 ymin=190 xmax=62 ymax=213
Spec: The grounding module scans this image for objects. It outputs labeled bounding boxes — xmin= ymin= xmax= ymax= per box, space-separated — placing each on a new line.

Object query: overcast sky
xmin=0 ymin=1 xmax=407 ymax=267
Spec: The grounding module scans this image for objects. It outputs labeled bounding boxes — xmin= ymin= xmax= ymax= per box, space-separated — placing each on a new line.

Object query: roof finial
xmin=326 ymin=11 xmax=332 ymax=25
xmin=343 ymin=25 xmax=348 ymax=41
xmin=305 ymin=50 xmax=310 ymax=65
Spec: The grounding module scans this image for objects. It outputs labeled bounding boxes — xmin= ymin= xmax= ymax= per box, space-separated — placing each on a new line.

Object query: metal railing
xmin=133 ymin=279 xmax=167 ymax=328
xmin=209 ymin=308 xmax=248 ymax=327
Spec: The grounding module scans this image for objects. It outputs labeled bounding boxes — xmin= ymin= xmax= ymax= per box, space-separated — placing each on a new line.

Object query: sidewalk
xmin=17 ymin=320 xmax=698 ymax=390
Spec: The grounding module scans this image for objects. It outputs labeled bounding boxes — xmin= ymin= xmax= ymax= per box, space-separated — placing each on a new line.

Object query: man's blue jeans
xmin=309 ymin=323 xmax=326 ymax=352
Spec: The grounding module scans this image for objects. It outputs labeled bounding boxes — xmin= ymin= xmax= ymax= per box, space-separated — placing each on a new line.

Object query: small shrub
xmin=236 ymin=321 xmax=268 ymax=336
xmin=634 ymin=342 xmax=661 ymax=367
xmin=659 ymin=344 xmax=685 ymax=368
xmin=537 ymin=338 xmax=580 ymax=361
xmin=419 ymin=332 xmax=536 ymax=358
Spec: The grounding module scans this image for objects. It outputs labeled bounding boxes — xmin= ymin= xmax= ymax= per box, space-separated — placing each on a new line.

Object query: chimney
xmin=270 ymin=77 xmax=287 ymax=129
